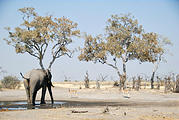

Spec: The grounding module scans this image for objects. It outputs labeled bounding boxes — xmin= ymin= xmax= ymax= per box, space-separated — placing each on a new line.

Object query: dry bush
xmin=156 ymin=76 xmax=161 ymax=90
xmin=164 ymin=75 xmax=175 ymax=93
xmin=132 ymin=76 xmax=142 ymax=91
xmin=96 ymin=80 xmax=100 ymax=89
xmin=1 ymin=76 xmax=21 ymax=89
xmin=175 ymin=74 xmax=179 ymax=93
xmin=113 ymin=81 xmax=119 ymax=87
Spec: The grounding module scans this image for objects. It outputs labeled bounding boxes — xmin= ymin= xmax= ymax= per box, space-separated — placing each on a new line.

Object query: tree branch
xmin=105 ymin=62 xmax=118 ymax=70
xmin=26 ymin=51 xmax=39 ymax=59
xmin=42 ymin=43 xmax=48 ymax=57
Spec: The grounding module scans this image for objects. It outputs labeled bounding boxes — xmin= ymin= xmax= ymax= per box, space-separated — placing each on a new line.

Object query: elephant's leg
xmin=24 ymin=80 xmax=31 ymax=104
xmin=40 ymin=86 xmax=47 ymax=104
xmin=32 ymin=91 xmax=37 ymax=106
xmin=47 ymin=84 xmax=54 ymax=104
xmin=25 ymin=87 xmax=31 ymax=104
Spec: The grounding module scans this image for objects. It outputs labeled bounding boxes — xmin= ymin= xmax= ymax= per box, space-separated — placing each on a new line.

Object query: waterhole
xmin=0 ymin=101 xmax=66 ymax=111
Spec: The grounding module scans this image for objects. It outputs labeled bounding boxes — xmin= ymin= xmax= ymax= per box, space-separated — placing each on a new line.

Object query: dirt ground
xmin=0 ymin=85 xmax=179 ymax=120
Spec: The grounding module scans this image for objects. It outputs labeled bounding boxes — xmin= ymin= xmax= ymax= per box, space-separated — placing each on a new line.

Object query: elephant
xmin=20 ymin=69 xmax=54 ymax=105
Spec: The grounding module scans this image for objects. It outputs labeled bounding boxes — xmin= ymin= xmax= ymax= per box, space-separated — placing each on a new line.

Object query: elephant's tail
xmin=20 ymin=72 xmax=30 ymax=90
xmin=20 ymin=72 xmax=29 ymax=80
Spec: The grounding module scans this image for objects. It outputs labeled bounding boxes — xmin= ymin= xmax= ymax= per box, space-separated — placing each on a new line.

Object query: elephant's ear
xmin=45 ymin=69 xmax=54 ymax=87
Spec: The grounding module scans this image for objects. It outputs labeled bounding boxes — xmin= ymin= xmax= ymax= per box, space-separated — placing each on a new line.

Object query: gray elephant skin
xmin=21 ymin=69 xmax=54 ymax=105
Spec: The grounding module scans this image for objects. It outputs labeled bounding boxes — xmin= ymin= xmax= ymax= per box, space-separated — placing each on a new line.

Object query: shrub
xmin=113 ymin=81 xmax=119 ymax=87
xmin=1 ymin=76 xmax=21 ymax=89
xmin=175 ymin=75 xmax=179 ymax=93
xmin=0 ymin=84 xmax=2 ymax=90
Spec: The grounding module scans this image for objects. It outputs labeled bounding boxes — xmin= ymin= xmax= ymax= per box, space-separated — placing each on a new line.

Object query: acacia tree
xmin=4 ymin=7 xmax=80 ymax=70
xmin=79 ymin=14 xmax=164 ymax=89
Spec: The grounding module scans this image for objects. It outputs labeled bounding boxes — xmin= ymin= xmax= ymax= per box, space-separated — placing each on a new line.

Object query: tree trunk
xmin=150 ymin=55 xmax=161 ymax=89
xmin=132 ymin=77 xmax=135 ymax=89
xmin=121 ymin=62 xmax=127 ymax=90
xmin=39 ymin=55 xmax=45 ymax=70
xmin=116 ymin=70 xmax=122 ymax=90
xmin=48 ymin=57 xmax=56 ymax=70
xmin=150 ymin=72 xmax=155 ymax=89
xmin=136 ymin=76 xmax=141 ymax=91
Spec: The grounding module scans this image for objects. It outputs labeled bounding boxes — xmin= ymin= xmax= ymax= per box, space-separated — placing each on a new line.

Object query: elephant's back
xmin=23 ymin=69 xmax=46 ymax=82
xmin=30 ymin=69 xmax=46 ymax=78
xmin=29 ymin=69 xmax=46 ymax=85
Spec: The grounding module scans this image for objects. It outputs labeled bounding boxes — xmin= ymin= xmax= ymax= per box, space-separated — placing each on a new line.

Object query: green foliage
xmin=1 ymin=76 xmax=21 ymax=89
xmin=4 ymin=7 xmax=80 ymax=70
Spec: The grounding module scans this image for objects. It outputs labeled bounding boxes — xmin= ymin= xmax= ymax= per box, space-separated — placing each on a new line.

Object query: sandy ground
xmin=0 ymin=86 xmax=179 ymax=120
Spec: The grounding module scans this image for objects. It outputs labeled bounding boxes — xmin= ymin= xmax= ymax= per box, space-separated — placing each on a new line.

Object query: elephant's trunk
xmin=47 ymin=82 xmax=54 ymax=104
xmin=50 ymin=81 xmax=55 ymax=87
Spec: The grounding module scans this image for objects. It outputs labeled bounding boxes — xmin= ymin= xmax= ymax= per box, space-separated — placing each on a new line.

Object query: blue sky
xmin=0 ymin=0 xmax=179 ymax=81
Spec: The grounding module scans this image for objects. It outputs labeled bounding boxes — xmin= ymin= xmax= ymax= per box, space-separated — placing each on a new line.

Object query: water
xmin=0 ymin=101 xmax=66 ymax=111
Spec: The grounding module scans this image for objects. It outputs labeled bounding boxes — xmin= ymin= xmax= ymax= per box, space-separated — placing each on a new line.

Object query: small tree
xmin=84 ymin=71 xmax=90 ymax=88
xmin=164 ymin=75 xmax=174 ymax=93
xmin=132 ymin=77 xmax=136 ymax=89
xmin=156 ymin=76 xmax=161 ymax=90
xmin=149 ymin=36 xmax=172 ymax=89
xmin=135 ymin=76 xmax=141 ymax=91
xmin=175 ymin=74 xmax=179 ymax=93
xmin=64 ymin=75 xmax=71 ymax=82
xmin=100 ymin=74 xmax=108 ymax=81
xmin=79 ymin=14 xmax=163 ymax=90
xmin=4 ymin=7 xmax=80 ymax=70
xmin=1 ymin=76 xmax=21 ymax=89
xmin=96 ymin=80 xmax=100 ymax=89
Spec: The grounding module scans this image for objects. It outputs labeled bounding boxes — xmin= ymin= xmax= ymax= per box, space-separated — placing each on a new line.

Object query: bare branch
xmin=26 ymin=51 xmax=39 ymax=59
xmin=105 ymin=62 xmax=118 ymax=70
xmin=48 ymin=50 xmax=73 ymax=70
xmin=42 ymin=43 xmax=48 ymax=57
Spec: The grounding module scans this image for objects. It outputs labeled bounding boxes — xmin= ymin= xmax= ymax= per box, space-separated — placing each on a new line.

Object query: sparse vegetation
xmin=96 ymin=80 xmax=100 ymax=89
xmin=64 ymin=75 xmax=71 ymax=82
xmin=0 ymin=2 xmax=178 ymax=120
xmin=175 ymin=75 xmax=179 ymax=93
xmin=1 ymin=76 xmax=21 ymax=89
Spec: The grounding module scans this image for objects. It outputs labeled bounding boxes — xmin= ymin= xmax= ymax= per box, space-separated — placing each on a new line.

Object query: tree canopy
xmin=4 ymin=7 xmax=80 ymax=70
xmin=79 ymin=14 xmax=165 ymax=89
